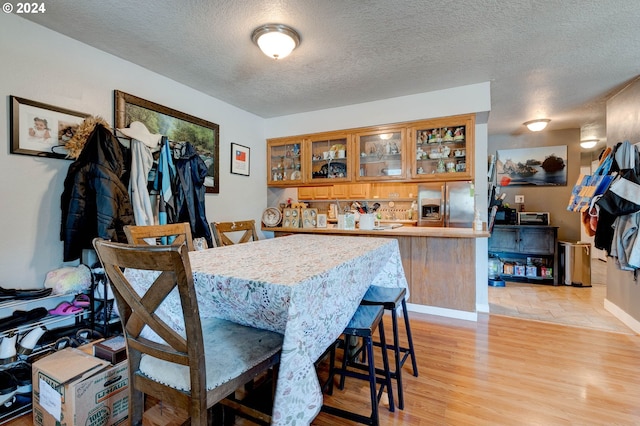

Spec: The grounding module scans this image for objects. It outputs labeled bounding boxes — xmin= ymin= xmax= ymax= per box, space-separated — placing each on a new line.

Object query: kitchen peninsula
xmin=265 ymin=224 xmax=489 ymax=318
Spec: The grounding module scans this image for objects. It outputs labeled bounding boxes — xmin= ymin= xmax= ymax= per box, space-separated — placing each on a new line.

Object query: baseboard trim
xmin=406 ymin=303 xmax=477 ymax=322
xmin=604 ymin=299 xmax=640 ymax=334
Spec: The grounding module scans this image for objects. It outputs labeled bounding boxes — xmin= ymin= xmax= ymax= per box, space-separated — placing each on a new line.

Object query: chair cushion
xmin=344 ymin=305 xmax=384 ymax=337
xmin=361 ymin=285 xmax=406 ymax=310
xmin=139 ymin=317 xmax=283 ymax=392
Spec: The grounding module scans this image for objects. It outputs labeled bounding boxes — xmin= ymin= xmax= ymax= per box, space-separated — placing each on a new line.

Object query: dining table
xmin=126 ymin=233 xmax=408 ymax=425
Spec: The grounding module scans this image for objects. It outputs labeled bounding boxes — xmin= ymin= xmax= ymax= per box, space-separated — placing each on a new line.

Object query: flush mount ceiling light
xmin=580 ymin=139 xmax=599 ymax=149
xmin=251 ymin=24 xmax=301 ymax=60
xmin=524 ymin=119 xmax=551 ymax=132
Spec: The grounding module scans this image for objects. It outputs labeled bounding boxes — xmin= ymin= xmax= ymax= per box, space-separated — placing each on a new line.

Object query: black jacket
xmin=174 ymin=142 xmax=213 ymax=248
xmin=61 ymin=124 xmax=134 ymax=261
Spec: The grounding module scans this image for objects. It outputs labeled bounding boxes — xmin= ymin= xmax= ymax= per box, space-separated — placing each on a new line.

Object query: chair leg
xmin=391 ymin=308 xmax=404 ymax=410
xmin=378 ymin=319 xmax=394 ymax=414
xmin=401 ymin=299 xmax=419 ymax=377
xmin=364 ymin=335 xmax=379 ymax=426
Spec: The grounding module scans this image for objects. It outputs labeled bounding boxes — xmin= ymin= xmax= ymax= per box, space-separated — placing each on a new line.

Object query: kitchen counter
xmin=263 ymin=224 xmax=489 ymax=320
xmin=263 ymin=224 xmax=490 ymax=238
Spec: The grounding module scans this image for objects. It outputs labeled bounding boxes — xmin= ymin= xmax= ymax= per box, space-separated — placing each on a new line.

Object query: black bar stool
xmin=321 ymin=304 xmax=394 ymax=426
xmin=361 ymin=285 xmax=418 ymax=410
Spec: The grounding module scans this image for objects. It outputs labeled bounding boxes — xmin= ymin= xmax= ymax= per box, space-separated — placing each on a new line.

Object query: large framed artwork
xmin=9 ymin=95 xmax=90 ymax=159
xmin=114 ymin=90 xmax=220 ymax=193
xmin=496 ymin=145 xmax=567 ymax=186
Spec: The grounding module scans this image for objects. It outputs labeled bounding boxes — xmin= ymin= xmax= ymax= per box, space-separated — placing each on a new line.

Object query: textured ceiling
xmin=20 ymin=0 xmax=640 ymax=144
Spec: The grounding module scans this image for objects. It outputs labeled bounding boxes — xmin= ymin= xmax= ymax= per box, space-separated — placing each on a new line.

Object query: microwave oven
xmin=494 ymin=207 xmax=518 ymax=225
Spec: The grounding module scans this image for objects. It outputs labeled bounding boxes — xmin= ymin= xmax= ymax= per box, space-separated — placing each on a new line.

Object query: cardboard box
xmin=94 ymin=335 xmax=127 ymax=365
xmin=32 ymin=348 xmax=129 ymax=426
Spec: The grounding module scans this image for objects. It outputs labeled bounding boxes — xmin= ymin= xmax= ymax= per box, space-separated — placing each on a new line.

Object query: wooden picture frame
xmin=9 ymin=95 xmax=90 ymax=159
xmin=114 ymin=90 xmax=220 ymax=193
xmin=230 ymin=142 xmax=250 ymax=176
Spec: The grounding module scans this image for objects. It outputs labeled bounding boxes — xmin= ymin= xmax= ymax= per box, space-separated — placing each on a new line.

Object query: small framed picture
xmin=10 ymin=96 xmax=90 ymax=159
xmin=231 ymin=142 xmax=250 ymax=176
xmin=316 ymin=213 xmax=327 ymax=228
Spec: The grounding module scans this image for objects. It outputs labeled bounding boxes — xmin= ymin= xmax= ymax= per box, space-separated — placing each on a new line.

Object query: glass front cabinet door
xmin=354 ymin=127 xmax=406 ymax=181
xmin=306 ymin=133 xmax=352 ymax=184
xmin=267 ymin=137 xmax=305 ymax=186
xmin=409 ymin=114 xmax=474 ymax=181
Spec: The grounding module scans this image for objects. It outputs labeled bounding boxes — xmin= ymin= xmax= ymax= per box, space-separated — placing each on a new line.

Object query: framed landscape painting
xmin=496 ymin=145 xmax=567 ymax=186
xmin=114 ymin=90 xmax=220 ymax=193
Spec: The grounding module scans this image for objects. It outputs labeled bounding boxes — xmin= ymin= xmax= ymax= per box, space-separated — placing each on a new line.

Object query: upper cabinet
xmin=408 ymin=114 xmax=474 ymax=181
xmin=267 ymin=113 xmax=475 ymax=187
xmin=354 ymin=127 xmax=407 ymax=182
xmin=307 ymin=133 xmax=352 ymax=184
xmin=267 ymin=137 xmax=304 ymax=186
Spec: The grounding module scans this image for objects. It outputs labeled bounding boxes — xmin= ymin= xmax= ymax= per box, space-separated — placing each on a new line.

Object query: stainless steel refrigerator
xmin=417 ymin=181 xmax=475 ymax=227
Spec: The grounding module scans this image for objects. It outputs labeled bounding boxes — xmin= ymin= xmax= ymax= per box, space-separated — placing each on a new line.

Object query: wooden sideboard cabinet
xmin=488 ymin=225 xmax=558 ymax=285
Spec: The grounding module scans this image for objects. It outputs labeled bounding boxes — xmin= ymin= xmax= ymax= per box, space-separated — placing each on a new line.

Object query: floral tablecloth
xmin=126 ymin=234 xmax=408 ymax=425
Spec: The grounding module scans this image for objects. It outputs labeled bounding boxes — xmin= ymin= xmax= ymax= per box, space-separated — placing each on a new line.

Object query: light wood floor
xmin=8 ymin=259 xmax=639 ymax=425
xmin=489 ymin=258 xmax=634 ymax=334
xmin=312 ymin=310 xmax=640 ymax=425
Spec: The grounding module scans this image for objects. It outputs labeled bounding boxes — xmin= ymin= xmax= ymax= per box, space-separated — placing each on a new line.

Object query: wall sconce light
xmin=524 ymin=119 xmax=550 ymax=132
xmin=580 ymin=139 xmax=598 ymax=149
xmin=251 ymin=24 xmax=301 ymax=60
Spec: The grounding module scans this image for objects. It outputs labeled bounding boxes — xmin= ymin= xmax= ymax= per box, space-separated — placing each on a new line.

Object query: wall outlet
xmin=515 ymin=195 xmax=525 ymax=203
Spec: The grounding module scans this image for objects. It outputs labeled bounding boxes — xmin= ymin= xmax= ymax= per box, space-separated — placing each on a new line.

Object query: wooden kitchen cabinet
xmin=370 ymin=182 xmax=418 ymax=199
xmin=298 ymin=183 xmax=369 ymax=200
xmin=354 ymin=126 xmax=407 ymax=181
xmin=267 ymin=114 xmax=475 ymax=187
xmin=307 ymin=132 xmax=352 ymax=184
xmin=408 ymin=114 xmax=474 ymax=181
xmin=267 ymin=137 xmax=305 ymax=186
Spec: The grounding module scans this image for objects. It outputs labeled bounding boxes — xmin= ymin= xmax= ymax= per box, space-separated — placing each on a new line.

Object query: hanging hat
xmin=117 ymin=121 xmax=162 ymax=150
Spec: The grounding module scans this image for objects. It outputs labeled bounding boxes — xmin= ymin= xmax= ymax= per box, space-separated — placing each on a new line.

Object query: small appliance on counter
xmin=493 ymin=206 xmax=518 ymax=225
xmin=518 ymin=212 xmax=550 ymax=225
xmin=417 ymin=181 xmax=475 ymax=227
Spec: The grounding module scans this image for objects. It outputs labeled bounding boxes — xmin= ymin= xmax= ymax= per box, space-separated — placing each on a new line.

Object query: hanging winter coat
xmin=174 ymin=142 xmax=213 ymax=248
xmin=154 ymin=136 xmax=176 ymax=227
xmin=61 ymin=121 xmax=134 ymax=261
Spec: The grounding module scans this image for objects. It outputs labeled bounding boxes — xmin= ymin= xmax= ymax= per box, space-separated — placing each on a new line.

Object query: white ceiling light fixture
xmin=251 ymin=24 xmax=301 ymax=60
xmin=524 ymin=119 xmax=550 ymax=132
xmin=580 ymin=139 xmax=598 ymax=149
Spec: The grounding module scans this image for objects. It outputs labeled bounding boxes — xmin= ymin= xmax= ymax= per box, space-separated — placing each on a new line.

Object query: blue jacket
xmin=174 ymin=142 xmax=213 ymax=248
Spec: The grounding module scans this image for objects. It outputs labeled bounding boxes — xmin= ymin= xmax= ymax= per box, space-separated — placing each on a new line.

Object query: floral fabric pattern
xmin=126 ymin=234 xmax=408 ymax=425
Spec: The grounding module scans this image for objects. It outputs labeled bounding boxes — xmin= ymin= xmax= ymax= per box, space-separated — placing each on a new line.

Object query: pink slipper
xmin=48 ymin=301 xmax=83 ymax=316
xmin=73 ymin=294 xmax=90 ymax=307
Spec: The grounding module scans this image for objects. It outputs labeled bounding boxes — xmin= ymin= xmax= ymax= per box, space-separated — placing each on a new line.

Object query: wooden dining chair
xmin=92 ymin=238 xmax=283 ymax=426
xmin=124 ymin=223 xmax=196 ymax=251
xmin=211 ymin=220 xmax=258 ymax=247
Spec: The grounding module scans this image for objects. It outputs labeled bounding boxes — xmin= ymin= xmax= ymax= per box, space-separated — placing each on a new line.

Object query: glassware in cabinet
xmin=307 ymin=134 xmax=352 ymax=183
xmin=267 ymin=138 xmax=304 ymax=185
xmin=354 ymin=127 xmax=406 ymax=181
xmin=410 ymin=114 xmax=474 ymax=180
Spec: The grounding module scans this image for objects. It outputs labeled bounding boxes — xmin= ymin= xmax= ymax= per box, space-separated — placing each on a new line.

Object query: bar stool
xmin=321 ymin=304 xmax=394 ymax=426
xmin=361 ymin=285 xmax=418 ymax=410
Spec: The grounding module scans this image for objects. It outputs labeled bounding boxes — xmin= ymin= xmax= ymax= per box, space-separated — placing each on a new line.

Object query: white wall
xmin=0 ymin=14 xmax=267 ymax=287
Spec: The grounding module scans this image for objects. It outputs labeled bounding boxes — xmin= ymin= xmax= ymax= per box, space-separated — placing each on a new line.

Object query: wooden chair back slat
xmin=124 ymin=223 xmax=196 ymax=251
xmin=211 ymin=220 xmax=258 ymax=247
